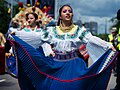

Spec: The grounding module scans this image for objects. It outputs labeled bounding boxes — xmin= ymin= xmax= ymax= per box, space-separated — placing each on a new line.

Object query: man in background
xmin=110 ymin=9 xmax=120 ymax=90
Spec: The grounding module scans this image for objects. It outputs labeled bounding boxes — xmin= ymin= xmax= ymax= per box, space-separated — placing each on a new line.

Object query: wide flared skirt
xmin=9 ymin=36 xmax=118 ymax=90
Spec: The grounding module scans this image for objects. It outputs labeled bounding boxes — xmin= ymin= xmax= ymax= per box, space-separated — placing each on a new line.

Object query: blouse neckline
xmin=56 ymin=25 xmax=78 ymax=35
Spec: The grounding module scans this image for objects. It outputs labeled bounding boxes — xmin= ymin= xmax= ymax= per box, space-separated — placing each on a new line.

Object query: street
xmin=0 ymin=74 xmax=20 ymax=90
xmin=0 ymin=72 xmax=116 ymax=90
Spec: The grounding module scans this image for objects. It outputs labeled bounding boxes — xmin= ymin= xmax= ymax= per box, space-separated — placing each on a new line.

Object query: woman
xmin=10 ymin=5 xmax=117 ymax=90
xmin=8 ymin=18 xmax=20 ymax=35
xmin=43 ymin=5 xmax=116 ymax=61
xmin=6 ymin=12 xmax=50 ymax=78
xmin=8 ymin=12 xmax=50 ymax=51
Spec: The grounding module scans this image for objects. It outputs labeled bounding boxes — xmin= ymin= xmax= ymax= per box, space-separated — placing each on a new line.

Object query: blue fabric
xmin=6 ymin=56 xmax=18 ymax=78
xmin=9 ymin=35 xmax=118 ymax=90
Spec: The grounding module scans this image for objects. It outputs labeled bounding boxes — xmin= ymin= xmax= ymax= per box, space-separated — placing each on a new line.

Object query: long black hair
xmin=57 ymin=4 xmax=73 ymax=26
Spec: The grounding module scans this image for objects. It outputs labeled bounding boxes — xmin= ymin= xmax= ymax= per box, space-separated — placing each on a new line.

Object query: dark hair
xmin=117 ymin=9 xmax=120 ymax=20
xmin=26 ymin=12 xmax=38 ymax=21
xmin=57 ymin=4 xmax=73 ymax=26
xmin=110 ymin=24 xmax=118 ymax=33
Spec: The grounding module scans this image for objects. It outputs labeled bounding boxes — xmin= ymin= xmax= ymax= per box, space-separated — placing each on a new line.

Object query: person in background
xmin=0 ymin=32 xmax=6 ymax=47
xmin=108 ymin=26 xmax=118 ymax=48
xmin=108 ymin=25 xmax=118 ymax=76
xmin=8 ymin=18 xmax=20 ymax=35
xmin=0 ymin=32 xmax=6 ymax=82
xmin=110 ymin=9 xmax=120 ymax=90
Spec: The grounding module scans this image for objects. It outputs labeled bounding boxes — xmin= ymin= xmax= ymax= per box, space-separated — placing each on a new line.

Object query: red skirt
xmin=0 ymin=46 xmax=5 ymax=74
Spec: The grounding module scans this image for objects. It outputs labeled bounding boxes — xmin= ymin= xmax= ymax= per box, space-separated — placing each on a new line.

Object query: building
xmin=4 ymin=0 xmax=19 ymax=7
xmin=85 ymin=21 xmax=98 ymax=35
xmin=4 ymin=0 xmax=19 ymax=18
xmin=75 ymin=19 xmax=83 ymax=27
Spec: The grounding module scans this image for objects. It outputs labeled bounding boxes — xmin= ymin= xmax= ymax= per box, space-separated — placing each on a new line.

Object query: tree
xmin=96 ymin=34 xmax=108 ymax=41
xmin=13 ymin=4 xmax=19 ymax=18
xmin=0 ymin=0 xmax=11 ymax=34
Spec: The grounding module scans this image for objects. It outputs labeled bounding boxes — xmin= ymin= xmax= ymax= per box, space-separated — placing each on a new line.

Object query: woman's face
xmin=60 ymin=6 xmax=73 ymax=22
xmin=27 ymin=14 xmax=36 ymax=26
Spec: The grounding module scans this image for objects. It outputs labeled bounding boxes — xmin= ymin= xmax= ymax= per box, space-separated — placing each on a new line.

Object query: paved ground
xmin=0 ymin=74 xmax=20 ymax=90
xmin=0 ymin=72 xmax=116 ymax=90
xmin=107 ymin=73 xmax=116 ymax=90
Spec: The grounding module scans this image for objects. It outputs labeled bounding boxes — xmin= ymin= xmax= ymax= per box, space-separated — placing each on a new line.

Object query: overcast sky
xmin=20 ymin=0 xmax=120 ymax=34
xmin=59 ymin=0 xmax=120 ymax=34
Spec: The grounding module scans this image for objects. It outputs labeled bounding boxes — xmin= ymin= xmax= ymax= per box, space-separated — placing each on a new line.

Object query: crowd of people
xmin=0 ymin=1 xmax=120 ymax=90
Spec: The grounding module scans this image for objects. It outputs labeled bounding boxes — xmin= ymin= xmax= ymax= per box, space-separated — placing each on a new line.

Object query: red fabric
xmin=18 ymin=2 xmax=23 ymax=8
xmin=79 ymin=44 xmax=89 ymax=61
xmin=0 ymin=46 xmax=5 ymax=74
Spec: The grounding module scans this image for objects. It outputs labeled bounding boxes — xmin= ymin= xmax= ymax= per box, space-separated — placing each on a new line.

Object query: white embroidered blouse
xmin=15 ymin=27 xmax=43 ymax=48
xmin=42 ymin=25 xmax=113 ymax=62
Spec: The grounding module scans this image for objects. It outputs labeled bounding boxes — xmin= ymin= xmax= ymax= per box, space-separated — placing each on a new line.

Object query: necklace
xmin=30 ymin=26 xmax=37 ymax=31
xmin=59 ymin=22 xmax=74 ymax=33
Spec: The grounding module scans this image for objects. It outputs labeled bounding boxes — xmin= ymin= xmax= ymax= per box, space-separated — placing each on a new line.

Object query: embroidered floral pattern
xmin=52 ymin=26 xmax=89 ymax=40
xmin=52 ymin=27 xmax=80 ymax=40
xmin=79 ymin=30 xmax=89 ymax=40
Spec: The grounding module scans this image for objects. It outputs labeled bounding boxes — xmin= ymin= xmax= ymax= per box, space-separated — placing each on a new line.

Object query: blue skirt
xmin=9 ymin=35 xmax=118 ymax=90
xmin=6 ymin=55 xmax=18 ymax=78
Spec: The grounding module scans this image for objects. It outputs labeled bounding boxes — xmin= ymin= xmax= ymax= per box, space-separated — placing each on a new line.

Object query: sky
xmin=20 ymin=0 xmax=120 ymax=34
xmin=59 ymin=0 xmax=120 ymax=34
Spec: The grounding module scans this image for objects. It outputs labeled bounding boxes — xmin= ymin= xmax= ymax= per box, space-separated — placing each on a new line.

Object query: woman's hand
xmin=49 ymin=52 xmax=55 ymax=57
xmin=6 ymin=53 xmax=11 ymax=58
xmin=6 ymin=53 xmax=13 ymax=58
xmin=111 ymin=46 xmax=116 ymax=52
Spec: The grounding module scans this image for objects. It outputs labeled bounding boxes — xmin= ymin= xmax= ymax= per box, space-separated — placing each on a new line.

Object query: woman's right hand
xmin=5 ymin=53 xmax=12 ymax=58
xmin=49 ymin=52 xmax=55 ymax=57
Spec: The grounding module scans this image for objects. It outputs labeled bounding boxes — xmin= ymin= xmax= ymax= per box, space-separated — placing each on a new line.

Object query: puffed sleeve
xmin=79 ymin=27 xmax=113 ymax=63
xmin=40 ymin=27 xmax=53 ymax=43
xmin=41 ymin=43 xmax=54 ymax=56
xmin=40 ymin=27 xmax=54 ymax=56
xmin=80 ymin=27 xmax=113 ymax=50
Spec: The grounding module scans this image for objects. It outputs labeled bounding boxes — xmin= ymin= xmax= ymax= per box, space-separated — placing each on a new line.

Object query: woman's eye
xmin=63 ymin=10 xmax=67 ymax=13
xmin=68 ymin=10 xmax=72 ymax=13
xmin=63 ymin=10 xmax=72 ymax=13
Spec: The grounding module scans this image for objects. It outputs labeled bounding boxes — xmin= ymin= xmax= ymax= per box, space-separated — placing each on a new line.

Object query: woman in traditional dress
xmin=15 ymin=12 xmax=44 ymax=48
xmin=9 ymin=5 xmax=118 ymax=90
xmin=6 ymin=12 xmax=50 ymax=78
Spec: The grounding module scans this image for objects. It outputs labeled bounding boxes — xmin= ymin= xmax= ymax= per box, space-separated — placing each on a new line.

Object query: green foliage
xmin=13 ymin=5 xmax=19 ymax=18
xmin=0 ymin=0 xmax=11 ymax=34
xmin=96 ymin=34 xmax=109 ymax=41
xmin=0 ymin=0 xmax=19 ymax=34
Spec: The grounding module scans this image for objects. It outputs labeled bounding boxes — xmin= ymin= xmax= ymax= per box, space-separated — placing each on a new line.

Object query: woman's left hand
xmin=111 ymin=46 xmax=116 ymax=52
